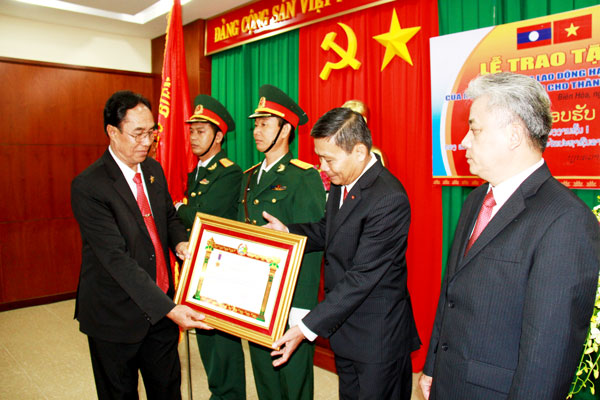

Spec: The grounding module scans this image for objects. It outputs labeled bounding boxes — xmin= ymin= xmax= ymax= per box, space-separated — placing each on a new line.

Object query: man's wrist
xmin=297 ymin=319 xmax=318 ymax=341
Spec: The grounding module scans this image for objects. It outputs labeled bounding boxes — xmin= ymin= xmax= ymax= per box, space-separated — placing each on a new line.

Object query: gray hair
xmin=310 ymin=107 xmax=372 ymax=153
xmin=465 ymin=72 xmax=552 ymax=152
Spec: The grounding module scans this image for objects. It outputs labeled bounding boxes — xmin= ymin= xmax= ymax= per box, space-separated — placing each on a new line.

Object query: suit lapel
xmin=103 ymin=151 xmax=149 ymax=238
xmin=455 ymin=164 xmax=552 ymax=274
xmin=326 ymin=160 xmax=383 ymax=245
xmin=141 ymin=161 xmax=166 ymax=241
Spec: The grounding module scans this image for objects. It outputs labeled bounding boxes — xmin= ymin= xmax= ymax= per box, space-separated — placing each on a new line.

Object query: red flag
xmin=156 ymin=0 xmax=195 ymax=204
xmin=554 ymin=14 xmax=592 ymax=44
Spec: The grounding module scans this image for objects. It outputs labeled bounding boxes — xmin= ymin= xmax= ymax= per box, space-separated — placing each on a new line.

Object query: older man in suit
xmin=71 ymin=90 xmax=211 ymax=399
xmin=419 ymin=72 xmax=600 ymax=400
xmin=265 ymin=107 xmax=420 ymax=399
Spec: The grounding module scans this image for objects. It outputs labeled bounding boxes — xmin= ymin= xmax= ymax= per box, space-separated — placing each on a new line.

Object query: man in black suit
xmin=264 ymin=107 xmax=420 ymax=399
xmin=71 ymin=91 xmax=212 ymax=399
xmin=419 ymin=72 xmax=600 ymax=400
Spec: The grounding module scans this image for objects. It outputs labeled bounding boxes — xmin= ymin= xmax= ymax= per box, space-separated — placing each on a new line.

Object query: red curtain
xmin=297 ymin=0 xmax=441 ymax=371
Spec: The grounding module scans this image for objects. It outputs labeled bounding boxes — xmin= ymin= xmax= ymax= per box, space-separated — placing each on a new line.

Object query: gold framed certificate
xmin=175 ymin=213 xmax=307 ymax=348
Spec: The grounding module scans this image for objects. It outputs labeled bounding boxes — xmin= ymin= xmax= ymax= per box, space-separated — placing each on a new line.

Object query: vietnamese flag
xmin=297 ymin=0 xmax=440 ymax=371
xmin=554 ymin=14 xmax=592 ymax=44
xmin=156 ymin=0 xmax=195 ymax=204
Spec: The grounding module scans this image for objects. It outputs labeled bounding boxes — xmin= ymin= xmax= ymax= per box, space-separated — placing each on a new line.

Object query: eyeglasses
xmin=120 ymin=127 xmax=158 ymax=143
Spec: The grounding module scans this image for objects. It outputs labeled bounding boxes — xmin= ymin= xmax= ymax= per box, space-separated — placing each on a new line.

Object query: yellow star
xmin=565 ymin=23 xmax=579 ymax=37
xmin=373 ymin=8 xmax=421 ymax=71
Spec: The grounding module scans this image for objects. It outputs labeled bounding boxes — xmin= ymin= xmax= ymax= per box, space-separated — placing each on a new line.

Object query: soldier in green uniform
xmin=239 ymin=85 xmax=326 ymax=400
xmin=176 ymin=94 xmax=245 ymax=399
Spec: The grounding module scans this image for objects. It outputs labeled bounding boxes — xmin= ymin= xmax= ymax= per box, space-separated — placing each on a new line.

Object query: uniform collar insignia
xmin=277 ymin=164 xmax=285 ymax=172
xmin=208 ymin=162 xmax=217 ymax=171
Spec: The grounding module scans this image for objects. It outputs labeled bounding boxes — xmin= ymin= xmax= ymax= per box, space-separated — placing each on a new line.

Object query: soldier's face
xmin=189 ymin=122 xmax=218 ymax=157
xmin=107 ymin=104 xmax=155 ymax=170
xmin=314 ymin=137 xmax=367 ymax=186
xmin=253 ymin=117 xmax=281 ymax=152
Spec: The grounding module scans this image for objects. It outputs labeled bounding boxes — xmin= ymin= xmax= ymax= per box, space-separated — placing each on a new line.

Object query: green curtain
xmin=438 ymin=0 xmax=600 ymax=278
xmin=438 ymin=1 xmax=600 ymax=399
xmin=211 ymin=30 xmax=300 ymax=171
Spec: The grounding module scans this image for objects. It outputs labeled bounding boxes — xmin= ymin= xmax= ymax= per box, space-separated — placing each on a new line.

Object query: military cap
xmin=248 ymin=84 xmax=308 ymax=128
xmin=186 ymin=94 xmax=235 ymax=134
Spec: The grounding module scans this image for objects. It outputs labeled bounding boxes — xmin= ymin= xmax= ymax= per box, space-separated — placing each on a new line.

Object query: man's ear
xmin=508 ymin=122 xmax=526 ymax=150
xmin=280 ymin=123 xmax=291 ymax=139
xmin=106 ymin=124 xmax=119 ymax=140
xmin=215 ymin=131 xmax=224 ymax=144
xmin=352 ymin=143 xmax=369 ymax=161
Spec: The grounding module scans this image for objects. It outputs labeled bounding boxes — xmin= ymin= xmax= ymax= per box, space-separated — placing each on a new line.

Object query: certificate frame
xmin=175 ymin=212 xmax=307 ymax=348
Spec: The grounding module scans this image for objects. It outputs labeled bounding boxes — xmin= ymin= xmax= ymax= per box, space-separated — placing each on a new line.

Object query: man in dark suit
xmin=265 ymin=107 xmax=420 ymax=399
xmin=71 ymin=90 xmax=212 ymax=399
xmin=419 ymin=72 xmax=600 ymax=400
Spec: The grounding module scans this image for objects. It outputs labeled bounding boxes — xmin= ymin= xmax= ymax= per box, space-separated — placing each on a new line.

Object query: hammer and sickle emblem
xmin=319 ymin=23 xmax=361 ymax=80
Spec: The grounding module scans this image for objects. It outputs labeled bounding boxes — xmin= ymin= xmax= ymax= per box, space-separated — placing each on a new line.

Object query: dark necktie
xmin=133 ymin=173 xmax=169 ymax=293
xmin=465 ymin=189 xmax=496 ymax=255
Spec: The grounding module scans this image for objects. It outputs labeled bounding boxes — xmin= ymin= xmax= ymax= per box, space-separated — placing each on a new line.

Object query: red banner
xmin=156 ymin=0 xmax=195 ymax=203
xmin=205 ymin=0 xmax=394 ymax=55
xmin=297 ymin=0 xmax=440 ymax=371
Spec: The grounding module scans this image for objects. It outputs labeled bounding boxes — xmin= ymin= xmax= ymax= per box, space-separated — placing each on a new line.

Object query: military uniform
xmin=178 ymin=95 xmax=246 ymax=400
xmin=178 ymin=149 xmax=242 ymax=226
xmin=241 ymin=85 xmax=326 ymax=400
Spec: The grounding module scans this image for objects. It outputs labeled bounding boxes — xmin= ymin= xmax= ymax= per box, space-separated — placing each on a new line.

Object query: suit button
xmin=324 ymin=260 xmax=330 ymax=266
xmin=186 ymin=228 xmax=191 ymax=232
xmin=441 ymin=343 xmax=449 ymax=351
xmin=252 ymin=220 xmax=257 ymax=225
xmin=191 ymin=192 xmax=196 ymax=197
xmin=242 ymin=199 xmax=245 ymax=204
xmin=448 ymin=301 xmax=455 ymax=308
xmin=253 ymin=199 xmax=260 ymax=205
xmin=272 ymin=198 xmax=277 ymax=203
xmin=198 ymin=191 xmax=202 ymax=196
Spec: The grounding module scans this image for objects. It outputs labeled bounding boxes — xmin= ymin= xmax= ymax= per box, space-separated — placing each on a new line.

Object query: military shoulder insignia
xmin=290 ymin=159 xmax=313 ymax=170
xmin=277 ymin=164 xmax=286 ymax=172
xmin=219 ymin=158 xmax=234 ymax=168
xmin=207 ymin=162 xmax=217 ymax=171
xmin=271 ymin=185 xmax=287 ymax=191
xmin=199 ymin=178 xmax=210 ymax=185
xmin=244 ymin=162 xmax=261 ymax=174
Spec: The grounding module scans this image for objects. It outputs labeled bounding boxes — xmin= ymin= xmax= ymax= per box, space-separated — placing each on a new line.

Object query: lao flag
xmin=517 ymin=22 xmax=551 ymax=49
xmin=554 ymin=14 xmax=592 ymax=44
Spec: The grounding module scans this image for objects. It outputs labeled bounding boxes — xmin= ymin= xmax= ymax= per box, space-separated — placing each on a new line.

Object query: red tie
xmin=465 ymin=189 xmax=496 ymax=255
xmin=133 ymin=173 xmax=169 ymax=293
xmin=343 ymin=186 xmax=349 ymax=202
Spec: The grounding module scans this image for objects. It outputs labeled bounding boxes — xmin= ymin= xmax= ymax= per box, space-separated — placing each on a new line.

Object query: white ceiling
xmin=0 ymin=0 xmax=252 ymax=39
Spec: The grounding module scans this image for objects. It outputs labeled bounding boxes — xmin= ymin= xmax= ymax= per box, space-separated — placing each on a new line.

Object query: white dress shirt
xmin=108 ymin=146 xmax=151 ymax=210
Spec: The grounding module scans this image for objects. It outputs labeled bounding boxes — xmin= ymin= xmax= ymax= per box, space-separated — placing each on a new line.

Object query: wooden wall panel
xmin=0 ymin=57 xmax=154 ymax=309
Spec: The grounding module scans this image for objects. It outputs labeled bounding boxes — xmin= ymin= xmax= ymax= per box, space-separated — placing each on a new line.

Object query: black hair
xmin=103 ymin=91 xmax=152 ymax=135
xmin=311 ymin=107 xmax=372 ymax=153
